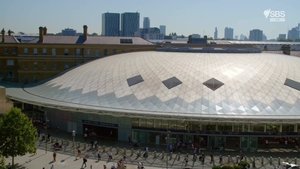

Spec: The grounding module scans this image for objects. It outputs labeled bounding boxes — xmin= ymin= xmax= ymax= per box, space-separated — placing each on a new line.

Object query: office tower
xmin=288 ymin=27 xmax=300 ymax=41
xmin=143 ymin=17 xmax=150 ymax=29
xmin=102 ymin=12 xmax=120 ymax=36
xmin=61 ymin=28 xmax=77 ymax=36
xmin=224 ymin=27 xmax=234 ymax=40
xmin=159 ymin=25 xmax=166 ymax=36
xmin=277 ymin=34 xmax=286 ymax=41
xmin=121 ymin=12 xmax=140 ymax=36
xmin=214 ymin=27 xmax=218 ymax=39
xmin=249 ymin=29 xmax=263 ymax=41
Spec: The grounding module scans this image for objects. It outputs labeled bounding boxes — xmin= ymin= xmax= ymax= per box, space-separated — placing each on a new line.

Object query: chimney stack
xmin=43 ymin=27 xmax=47 ymax=35
xmin=83 ymin=25 xmax=88 ymax=41
xmin=1 ymin=29 xmax=5 ymax=43
xmin=39 ymin=26 xmax=44 ymax=43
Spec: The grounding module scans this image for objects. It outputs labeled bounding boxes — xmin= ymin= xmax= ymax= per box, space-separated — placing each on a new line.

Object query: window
xmin=86 ymin=49 xmax=91 ymax=56
xmin=12 ymin=48 xmax=17 ymax=55
xmin=24 ymin=48 xmax=28 ymax=54
xmin=52 ymin=48 xmax=56 ymax=56
xmin=3 ymin=48 xmax=8 ymax=54
xmin=162 ymin=76 xmax=182 ymax=89
xmin=76 ymin=48 xmax=81 ymax=56
xmin=127 ymin=75 xmax=144 ymax=86
xmin=120 ymin=39 xmax=133 ymax=44
xmin=42 ymin=48 xmax=47 ymax=55
xmin=6 ymin=60 xmax=14 ymax=66
xmin=203 ymin=78 xmax=224 ymax=91
xmin=284 ymin=78 xmax=300 ymax=91
xmin=64 ymin=49 xmax=69 ymax=55
xmin=95 ymin=50 xmax=100 ymax=57
xmin=33 ymin=48 xmax=38 ymax=55
xmin=64 ymin=64 xmax=69 ymax=70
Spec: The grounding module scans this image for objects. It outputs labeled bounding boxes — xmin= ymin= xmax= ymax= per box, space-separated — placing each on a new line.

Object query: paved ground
xmin=4 ymin=128 xmax=300 ymax=169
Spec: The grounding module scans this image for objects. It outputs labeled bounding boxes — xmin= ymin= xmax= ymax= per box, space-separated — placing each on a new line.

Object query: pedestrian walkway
xmin=5 ymin=128 xmax=300 ymax=169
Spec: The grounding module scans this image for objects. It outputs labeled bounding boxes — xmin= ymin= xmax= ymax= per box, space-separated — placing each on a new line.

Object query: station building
xmin=3 ymin=51 xmax=300 ymax=152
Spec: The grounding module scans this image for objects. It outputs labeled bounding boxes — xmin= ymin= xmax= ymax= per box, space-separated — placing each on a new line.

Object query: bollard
xmin=153 ymin=151 xmax=157 ymax=159
xmin=115 ymin=148 xmax=119 ymax=155
xmin=270 ymin=156 xmax=273 ymax=165
xmin=130 ymin=148 xmax=134 ymax=157
xmin=228 ymin=155 xmax=231 ymax=163
xmin=177 ymin=153 xmax=180 ymax=161
xmin=261 ymin=156 xmax=264 ymax=166
xmin=278 ymin=157 xmax=281 ymax=166
xmin=169 ymin=152 xmax=172 ymax=160
xmin=236 ymin=155 xmax=239 ymax=164
xmin=295 ymin=158 xmax=297 ymax=164
xmin=252 ymin=157 xmax=256 ymax=168
xmin=161 ymin=151 xmax=165 ymax=160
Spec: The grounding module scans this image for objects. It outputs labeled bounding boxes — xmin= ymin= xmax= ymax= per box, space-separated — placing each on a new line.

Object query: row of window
xmin=2 ymin=48 xmax=17 ymax=55
xmin=22 ymin=48 xmax=110 ymax=57
xmin=132 ymin=118 xmax=298 ymax=133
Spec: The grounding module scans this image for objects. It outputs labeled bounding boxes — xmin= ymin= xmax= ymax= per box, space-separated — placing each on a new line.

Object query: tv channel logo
xmin=263 ymin=9 xmax=285 ymax=22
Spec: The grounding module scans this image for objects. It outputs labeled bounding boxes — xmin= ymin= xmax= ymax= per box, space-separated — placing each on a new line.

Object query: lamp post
xmin=44 ymin=110 xmax=49 ymax=154
xmin=72 ymin=129 xmax=76 ymax=157
xmin=166 ymin=130 xmax=171 ymax=169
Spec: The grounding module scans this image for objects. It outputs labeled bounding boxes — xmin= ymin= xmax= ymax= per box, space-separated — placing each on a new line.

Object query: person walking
xmin=82 ymin=157 xmax=87 ymax=168
xmin=76 ymin=148 xmax=81 ymax=160
xmin=97 ymin=151 xmax=101 ymax=161
xmin=53 ymin=151 xmax=56 ymax=162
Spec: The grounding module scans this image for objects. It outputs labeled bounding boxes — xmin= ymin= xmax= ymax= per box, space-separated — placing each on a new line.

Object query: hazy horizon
xmin=1 ymin=0 xmax=299 ymax=39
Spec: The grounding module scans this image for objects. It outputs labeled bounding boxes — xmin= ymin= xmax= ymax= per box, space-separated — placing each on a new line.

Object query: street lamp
xmin=166 ymin=130 xmax=171 ymax=169
xmin=72 ymin=130 xmax=76 ymax=156
xmin=44 ymin=117 xmax=49 ymax=154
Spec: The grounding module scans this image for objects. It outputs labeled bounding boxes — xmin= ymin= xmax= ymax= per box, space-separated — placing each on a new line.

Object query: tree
xmin=0 ymin=107 xmax=37 ymax=167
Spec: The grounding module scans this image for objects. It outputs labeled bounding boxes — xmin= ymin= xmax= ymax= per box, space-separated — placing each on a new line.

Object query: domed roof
xmin=18 ymin=51 xmax=300 ymax=121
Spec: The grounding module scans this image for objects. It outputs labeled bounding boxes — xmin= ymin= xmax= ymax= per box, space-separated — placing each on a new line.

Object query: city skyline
xmin=1 ymin=0 xmax=299 ymax=39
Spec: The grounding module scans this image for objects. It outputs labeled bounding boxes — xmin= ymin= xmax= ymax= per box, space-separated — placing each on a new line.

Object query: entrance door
xmin=83 ymin=124 xmax=118 ymax=141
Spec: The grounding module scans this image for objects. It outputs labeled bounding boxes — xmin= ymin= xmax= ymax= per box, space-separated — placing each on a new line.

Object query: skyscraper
xmin=159 ymin=25 xmax=166 ymax=36
xmin=102 ymin=12 xmax=120 ymax=36
xmin=121 ymin=12 xmax=140 ymax=37
xmin=214 ymin=27 xmax=218 ymax=39
xmin=224 ymin=27 xmax=234 ymax=40
xmin=287 ymin=26 xmax=300 ymax=41
xmin=249 ymin=29 xmax=263 ymax=41
xmin=143 ymin=17 xmax=150 ymax=29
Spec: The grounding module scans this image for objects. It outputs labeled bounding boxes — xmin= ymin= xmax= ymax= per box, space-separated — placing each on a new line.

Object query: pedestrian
xmin=50 ymin=164 xmax=54 ymax=169
xmin=103 ymin=164 xmax=107 ymax=169
xmin=76 ymin=148 xmax=81 ymax=160
xmin=97 ymin=151 xmax=101 ymax=161
xmin=82 ymin=157 xmax=87 ymax=168
xmin=53 ymin=151 xmax=56 ymax=162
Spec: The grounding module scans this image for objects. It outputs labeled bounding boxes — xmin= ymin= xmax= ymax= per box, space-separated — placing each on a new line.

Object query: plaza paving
xmin=5 ymin=129 xmax=300 ymax=169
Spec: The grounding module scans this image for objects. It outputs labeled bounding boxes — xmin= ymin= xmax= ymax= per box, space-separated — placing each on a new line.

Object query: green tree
xmin=0 ymin=154 xmax=5 ymax=169
xmin=0 ymin=107 xmax=37 ymax=167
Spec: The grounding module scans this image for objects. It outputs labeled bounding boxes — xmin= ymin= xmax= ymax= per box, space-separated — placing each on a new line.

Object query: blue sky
xmin=0 ymin=0 xmax=299 ymax=39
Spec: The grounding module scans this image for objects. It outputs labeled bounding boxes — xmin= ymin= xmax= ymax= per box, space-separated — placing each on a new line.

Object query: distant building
xmin=188 ymin=34 xmax=207 ymax=44
xmin=249 ymin=29 xmax=263 ymax=41
xmin=121 ymin=12 xmax=140 ymax=37
xmin=214 ymin=27 xmax=218 ymax=40
xmin=143 ymin=17 xmax=150 ymax=29
xmin=277 ymin=34 xmax=286 ymax=41
xmin=287 ymin=27 xmax=300 ymax=41
xmin=159 ymin=25 xmax=166 ymax=36
xmin=224 ymin=27 xmax=234 ymax=40
xmin=61 ymin=28 xmax=77 ymax=36
xmin=240 ymin=34 xmax=247 ymax=41
xmin=262 ymin=34 xmax=267 ymax=41
xmin=135 ymin=27 xmax=163 ymax=40
xmin=102 ymin=12 xmax=120 ymax=36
